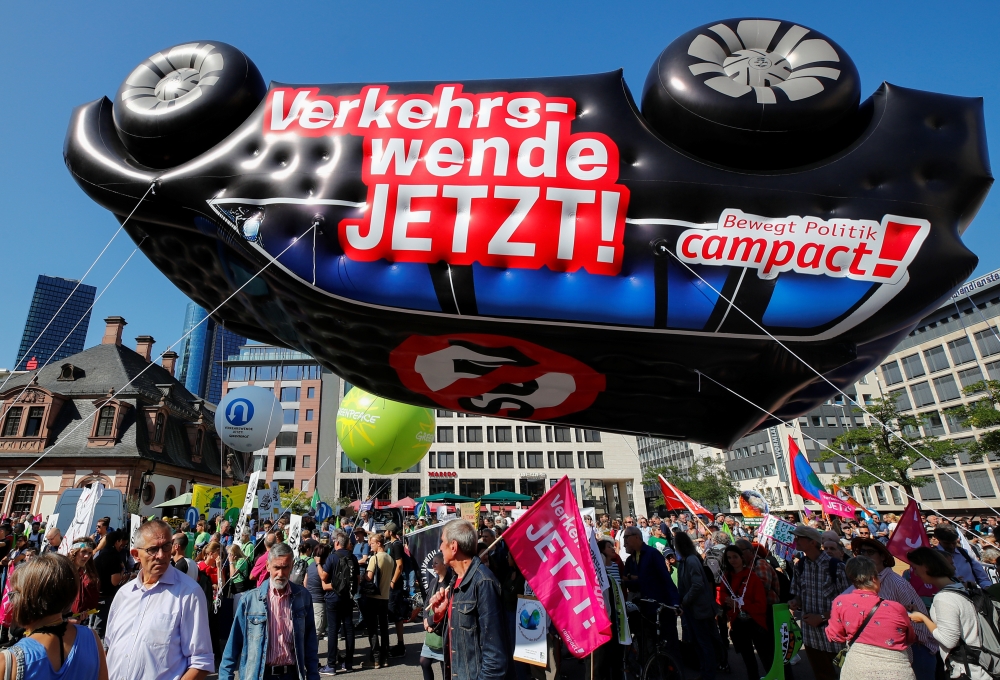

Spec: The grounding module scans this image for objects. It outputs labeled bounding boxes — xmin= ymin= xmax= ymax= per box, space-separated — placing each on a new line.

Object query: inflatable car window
xmin=64 ymin=20 xmax=992 ymax=448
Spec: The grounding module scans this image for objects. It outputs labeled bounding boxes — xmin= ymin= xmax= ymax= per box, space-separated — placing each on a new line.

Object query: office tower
xmin=15 ymin=275 xmax=97 ymax=371
xmin=175 ymin=302 xmax=247 ymax=403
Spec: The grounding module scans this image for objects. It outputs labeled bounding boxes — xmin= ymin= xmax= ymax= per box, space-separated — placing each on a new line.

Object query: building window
xmin=466 ymin=427 xmax=483 ymax=443
xmin=526 ymin=451 xmax=543 ymax=468
xmin=940 ymin=474 xmax=967 ymax=499
xmin=340 ymin=452 xmax=360 ymax=473
xmin=459 ymin=452 xmax=466 ymax=468
xmin=437 ymin=427 xmax=453 ymax=442
xmin=557 ymin=452 xmax=573 ymax=468
xmin=457 ymin=427 xmax=464 ymax=443
xmin=909 ymin=382 xmax=935 ymax=408
xmin=548 ymin=452 xmax=555 ymax=468
xmin=11 ymin=484 xmax=35 ymax=515
xmin=21 ymin=407 xmax=44 ymax=438
xmin=305 ymin=409 xmax=314 ymax=421
xmin=276 ymin=431 xmax=297 ymax=448
xmin=428 ymin=452 xmax=436 ymax=468
xmin=340 ymin=479 xmax=361 ymax=501
xmin=496 ymin=452 xmax=514 ymax=468
xmin=436 ymin=410 xmax=453 ymax=417
xmin=460 ymin=479 xmax=485 ymax=499
xmin=467 ymin=452 xmax=484 ymax=468
xmin=881 ymin=361 xmax=903 ymax=385
xmin=578 ymin=452 xmax=586 ymax=468
xmin=96 ymin=406 xmax=117 ymax=437
xmin=438 ymin=452 xmax=454 ymax=468
xmin=283 ymin=409 xmax=299 ymax=425
xmin=924 ymin=345 xmax=950 ymax=372
xmin=583 ymin=429 xmax=602 ymax=442
xmin=490 ymin=479 xmax=515 ymax=494
xmin=944 ymin=407 xmax=970 ymax=433
xmin=164 ymin=486 xmax=176 ymax=502
xmin=518 ymin=452 xmax=524 ymax=468
xmin=875 ymin=486 xmax=887 ymax=505
xmin=958 ymin=367 xmax=986 ymax=392
xmin=307 ymin=387 xmax=315 ymax=399
xmin=524 ymin=427 xmax=542 ymax=443
xmin=255 ymin=366 xmax=277 ymax=380
xmin=890 ymin=388 xmax=911 ymax=411
xmin=274 ymin=455 xmax=296 ymax=472
xmin=932 ymin=375 xmax=961 ymax=402
xmin=194 ymin=430 xmax=203 ymax=457
xmin=921 ymin=411 xmax=946 ymax=437
xmin=586 ymin=451 xmax=605 ymax=468
xmin=429 ymin=479 xmax=455 ymax=495
xmin=3 ymin=406 xmax=24 ymax=437
xmin=398 ymin=479 xmax=421 ymax=499
xmin=987 ymin=361 xmax=1000 ymax=381
xmin=901 ymin=354 xmax=926 ymax=379
xmin=367 ymin=478 xmax=391 ymax=501
xmin=965 ymin=470 xmax=996 ymax=498
xmin=303 ymin=432 xmax=312 ymax=444
xmin=344 ymin=381 xmax=353 ymax=396
xmin=974 ymin=328 xmax=1000 ymax=358
xmin=495 ymin=426 xmax=512 ymax=443
xmin=948 ymin=336 xmax=977 ymax=365
xmin=280 ymin=387 xmax=300 ymax=402
xmin=153 ymin=413 xmax=165 ymax=443
xmin=302 ymin=455 xmax=311 ymax=468
xmin=253 ymin=455 xmax=266 ymax=472
xmin=142 ymin=483 xmax=156 ymax=505
xmin=554 ymin=427 xmax=572 ymax=442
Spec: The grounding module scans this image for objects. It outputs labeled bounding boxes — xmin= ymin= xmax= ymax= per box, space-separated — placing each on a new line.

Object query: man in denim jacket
xmin=429 ymin=519 xmax=509 ymax=680
xmin=219 ymin=542 xmax=320 ymax=680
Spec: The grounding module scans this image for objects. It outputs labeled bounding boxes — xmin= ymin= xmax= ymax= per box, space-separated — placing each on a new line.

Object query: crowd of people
xmin=0 ymin=505 xmax=997 ymax=680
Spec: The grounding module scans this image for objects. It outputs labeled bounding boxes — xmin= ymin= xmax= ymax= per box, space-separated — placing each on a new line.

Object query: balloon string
xmin=666 ymin=251 xmax=1000 ymax=519
xmin=0 ymin=221 xmax=318 ymax=498
xmin=694 ymin=369 xmax=998 ymax=550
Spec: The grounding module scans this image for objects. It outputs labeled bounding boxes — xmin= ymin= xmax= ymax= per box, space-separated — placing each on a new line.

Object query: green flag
xmin=311 ymin=488 xmax=320 ymax=510
xmin=761 ymin=604 xmax=802 ymax=680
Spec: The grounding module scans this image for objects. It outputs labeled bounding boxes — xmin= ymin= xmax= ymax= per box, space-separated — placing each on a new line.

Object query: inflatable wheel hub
xmin=153 ymin=67 xmax=202 ymax=101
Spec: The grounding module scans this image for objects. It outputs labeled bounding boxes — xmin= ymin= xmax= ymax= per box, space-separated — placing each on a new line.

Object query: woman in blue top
xmin=0 ymin=553 xmax=107 ymax=680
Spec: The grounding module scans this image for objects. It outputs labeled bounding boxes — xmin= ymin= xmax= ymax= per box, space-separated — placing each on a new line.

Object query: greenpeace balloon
xmin=336 ymin=388 xmax=434 ymax=474
xmin=215 ymin=385 xmax=283 ymax=452
xmin=66 ymin=20 xmax=992 ymax=448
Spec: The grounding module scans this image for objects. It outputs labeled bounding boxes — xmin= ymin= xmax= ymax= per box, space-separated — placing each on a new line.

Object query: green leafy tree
xmin=825 ymin=396 xmax=956 ymax=497
xmin=644 ymin=456 xmax=739 ymax=513
xmin=958 ymin=380 xmax=1000 ymax=462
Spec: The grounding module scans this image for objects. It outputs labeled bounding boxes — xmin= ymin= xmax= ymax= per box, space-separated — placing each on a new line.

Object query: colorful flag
xmin=416 ymin=499 xmax=429 ymax=518
xmin=311 ymin=488 xmax=320 ymax=510
xmin=658 ymin=475 xmax=714 ymax=517
xmin=761 ymin=604 xmax=802 ymax=680
xmin=886 ymin=498 xmax=930 ymax=563
xmin=831 ymin=484 xmax=867 ymax=516
xmin=819 ymin=491 xmax=855 ymax=519
xmin=504 ymin=476 xmax=611 ymax=658
xmin=787 ymin=436 xmax=825 ymax=503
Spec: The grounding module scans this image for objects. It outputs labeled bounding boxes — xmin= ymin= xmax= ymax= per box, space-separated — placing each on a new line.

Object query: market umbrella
xmin=414 ymin=492 xmax=475 ymax=503
xmin=478 ymin=490 xmax=532 ymax=503
xmin=154 ymin=492 xmax=193 ymax=508
xmin=388 ymin=497 xmax=417 ymax=509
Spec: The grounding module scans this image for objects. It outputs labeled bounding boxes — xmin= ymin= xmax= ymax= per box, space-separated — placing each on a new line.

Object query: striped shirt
xmin=606 ymin=562 xmax=621 ymax=585
xmin=266 ymin=584 xmax=294 ymax=665
xmin=845 ymin=567 xmax=938 ymax=653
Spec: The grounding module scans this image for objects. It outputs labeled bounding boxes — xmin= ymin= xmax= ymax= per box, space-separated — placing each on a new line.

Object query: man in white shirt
xmin=106 ymin=518 xmax=214 ymax=680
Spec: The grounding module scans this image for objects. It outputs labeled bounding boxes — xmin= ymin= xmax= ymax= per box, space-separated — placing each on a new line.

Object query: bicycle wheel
xmin=642 ymin=650 xmax=684 ymax=680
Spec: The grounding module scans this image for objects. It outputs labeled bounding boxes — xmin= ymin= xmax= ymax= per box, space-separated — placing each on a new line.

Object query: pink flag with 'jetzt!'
xmin=504 ymin=476 xmax=611 ymax=658
xmin=819 ymin=491 xmax=856 ymax=519
xmin=886 ymin=498 xmax=930 ymax=563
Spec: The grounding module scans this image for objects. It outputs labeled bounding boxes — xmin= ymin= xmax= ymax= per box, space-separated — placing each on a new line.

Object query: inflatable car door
xmin=64 ymin=20 xmax=992 ymax=448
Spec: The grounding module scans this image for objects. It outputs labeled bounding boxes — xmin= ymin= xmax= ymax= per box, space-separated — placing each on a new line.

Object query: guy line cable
xmin=1 ymin=182 xmax=155 ymax=395
xmin=0 ymin=236 xmax=148 ymax=426
xmin=0 ymin=220 xmax=320 ymax=497
xmin=666 ymin=251 xmax=1000 ymax=518
xmin=695 ymin=368 xmax=999 ymax=551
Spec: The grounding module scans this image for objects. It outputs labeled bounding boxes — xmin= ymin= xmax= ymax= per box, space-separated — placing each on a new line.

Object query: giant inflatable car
xmin=65 ymin=18 xmax=992 ymax=447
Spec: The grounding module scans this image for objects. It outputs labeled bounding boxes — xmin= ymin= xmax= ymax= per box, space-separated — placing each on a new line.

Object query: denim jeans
xmin=367 ymin=598 xmax=390 ymax=663
xmin=326 ymin=597 xmax=355 ymax=667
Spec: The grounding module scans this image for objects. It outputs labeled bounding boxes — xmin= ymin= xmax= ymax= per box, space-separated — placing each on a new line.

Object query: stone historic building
xmin=0 ymin=316 xmax=230 ymax=518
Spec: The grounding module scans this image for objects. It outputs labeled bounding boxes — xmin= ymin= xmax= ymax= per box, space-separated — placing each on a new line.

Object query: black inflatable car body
xmin=64 ymin=19 xmax=992 ymax=448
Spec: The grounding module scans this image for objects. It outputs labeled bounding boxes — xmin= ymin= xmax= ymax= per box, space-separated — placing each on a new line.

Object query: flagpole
xmin=662 ymin=476 xmax=712 ymax=536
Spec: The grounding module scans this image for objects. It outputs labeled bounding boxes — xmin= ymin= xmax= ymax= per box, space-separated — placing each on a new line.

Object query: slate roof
xmin=2 ymin=343 xmax=222 ymax=476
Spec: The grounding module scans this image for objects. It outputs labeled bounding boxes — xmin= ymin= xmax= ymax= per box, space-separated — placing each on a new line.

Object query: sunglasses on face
xmin=858 ymin=548 xmax=879 ymax=556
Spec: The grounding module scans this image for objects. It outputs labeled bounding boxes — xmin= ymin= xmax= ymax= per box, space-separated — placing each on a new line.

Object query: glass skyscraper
xmin=175 ymin=302 xmax=247 ymax=404
xmin=15 ymin=275 xmax=97 ymax=371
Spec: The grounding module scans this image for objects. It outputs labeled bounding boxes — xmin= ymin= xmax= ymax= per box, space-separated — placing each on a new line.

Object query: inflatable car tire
xmin=642 ymin=18 xmax=862 ymax=169
xmin=112 ymin=41 xmax=266 ymax=169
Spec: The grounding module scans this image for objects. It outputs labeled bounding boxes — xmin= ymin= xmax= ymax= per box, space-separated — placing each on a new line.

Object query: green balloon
xmin=336 ymin=388 xmax=435 ymax=474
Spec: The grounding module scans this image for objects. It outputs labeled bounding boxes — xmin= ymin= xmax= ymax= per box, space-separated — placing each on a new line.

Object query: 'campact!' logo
xmin=337 ymin=408 xmax=381 ymax=424
xmin=677 ymin=209 xmax=930 ymax=284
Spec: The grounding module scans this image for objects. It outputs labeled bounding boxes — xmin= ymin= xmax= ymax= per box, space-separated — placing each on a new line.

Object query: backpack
xmin=942 ymin=584 xmax=1000 ymax=680
xmin=290 ymin=557 xmax=309 ymax=586
xmin=331 ymin=553 xmax=356 ymax=598
xmin=360 ymin=555 xmax=382 ymax=596
xmin=704 ymin=546 xmax=726 ymax=585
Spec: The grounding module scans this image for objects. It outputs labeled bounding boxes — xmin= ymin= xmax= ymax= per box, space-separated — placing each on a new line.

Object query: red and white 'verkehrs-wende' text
xmin=265 ymin=85 xmax=630 ymax=276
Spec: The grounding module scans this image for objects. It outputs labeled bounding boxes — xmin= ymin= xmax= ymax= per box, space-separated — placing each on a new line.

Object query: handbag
xmin=833 ymin=597 xmax=882 ymax=668
xmin=360 ymin=557 xmax=382 ymax=597
xmin=2 ymin=645 xmax=23 ymax=680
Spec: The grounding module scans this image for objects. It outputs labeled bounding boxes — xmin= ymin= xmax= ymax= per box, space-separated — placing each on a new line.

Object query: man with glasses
xmin=849 ymin=536 xmax=938 ymax=680
xmin=106 ymin=518 xmax=213 ymax=680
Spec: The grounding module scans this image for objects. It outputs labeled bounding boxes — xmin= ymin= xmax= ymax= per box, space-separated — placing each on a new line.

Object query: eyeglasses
xmin=140 ymin=542 xmax=171 ymax=557
xmin=857 ymin=531 xmax=870 ymax=536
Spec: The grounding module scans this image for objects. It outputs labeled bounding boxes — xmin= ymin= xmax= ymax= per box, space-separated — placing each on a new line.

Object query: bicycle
xmin=623 ymin=599 xmax=684 ymax=680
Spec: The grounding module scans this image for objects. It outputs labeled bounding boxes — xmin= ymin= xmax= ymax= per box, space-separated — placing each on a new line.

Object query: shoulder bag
xmin=833 ymin=597 xmax=882 ymax=668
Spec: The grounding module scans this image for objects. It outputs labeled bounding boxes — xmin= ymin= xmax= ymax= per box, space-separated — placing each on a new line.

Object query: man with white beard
xmin=219 ymin=542 xmax=319 ymax=680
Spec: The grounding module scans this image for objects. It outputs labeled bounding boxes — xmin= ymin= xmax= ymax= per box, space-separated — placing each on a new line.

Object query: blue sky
xmin=1 ymin=1 xmax=997 ymax=367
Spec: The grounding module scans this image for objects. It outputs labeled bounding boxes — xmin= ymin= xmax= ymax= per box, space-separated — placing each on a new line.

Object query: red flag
xmin=886 ymin=498 xmax=930 ymax=563
xmin=819 ymin=491 xmax=855 ymax=519
xmin=658 ymin=475 xmax=713 ymax=517
xmin=503 ymin=476 xmax=611 ymax=658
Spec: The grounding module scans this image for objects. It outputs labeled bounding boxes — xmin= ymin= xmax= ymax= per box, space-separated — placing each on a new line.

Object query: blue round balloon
xmin=185 ymin=506 xmax=200 ymax=527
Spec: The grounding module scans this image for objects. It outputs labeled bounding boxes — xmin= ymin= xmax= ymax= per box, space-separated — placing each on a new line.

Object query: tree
xmin=644 ymin=456 xmax=739 ymax=513
xmin=824 ymin=396 xmax=956 ymax=497
xmin=958 ymin=380 xmax=1000 ymax=462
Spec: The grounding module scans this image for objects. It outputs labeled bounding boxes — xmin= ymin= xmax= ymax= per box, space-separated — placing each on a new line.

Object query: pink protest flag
xmin=504 ymin=476 xmax=611 ymax=658
xmin=886 ymin=498 xmax=930 ymax=563
xmin=819 ymin=491 xmax=855 ymax=519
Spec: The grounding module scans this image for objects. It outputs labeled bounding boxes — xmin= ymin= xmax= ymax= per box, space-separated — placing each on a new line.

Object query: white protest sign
xmin=585 ymin=525 xmax=611 ymax=593
xmin=60 ymin=483 xmax=103 ymax=556
xmin=237 ymin=470 xmax=262 ymax=535
xmin=513 ymin=596 xmax=548 ymax=667
xmin=288 ymin=514 xmax=303 ymax=558
xmin=129 ymin=514 xmax=142 ymax=551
